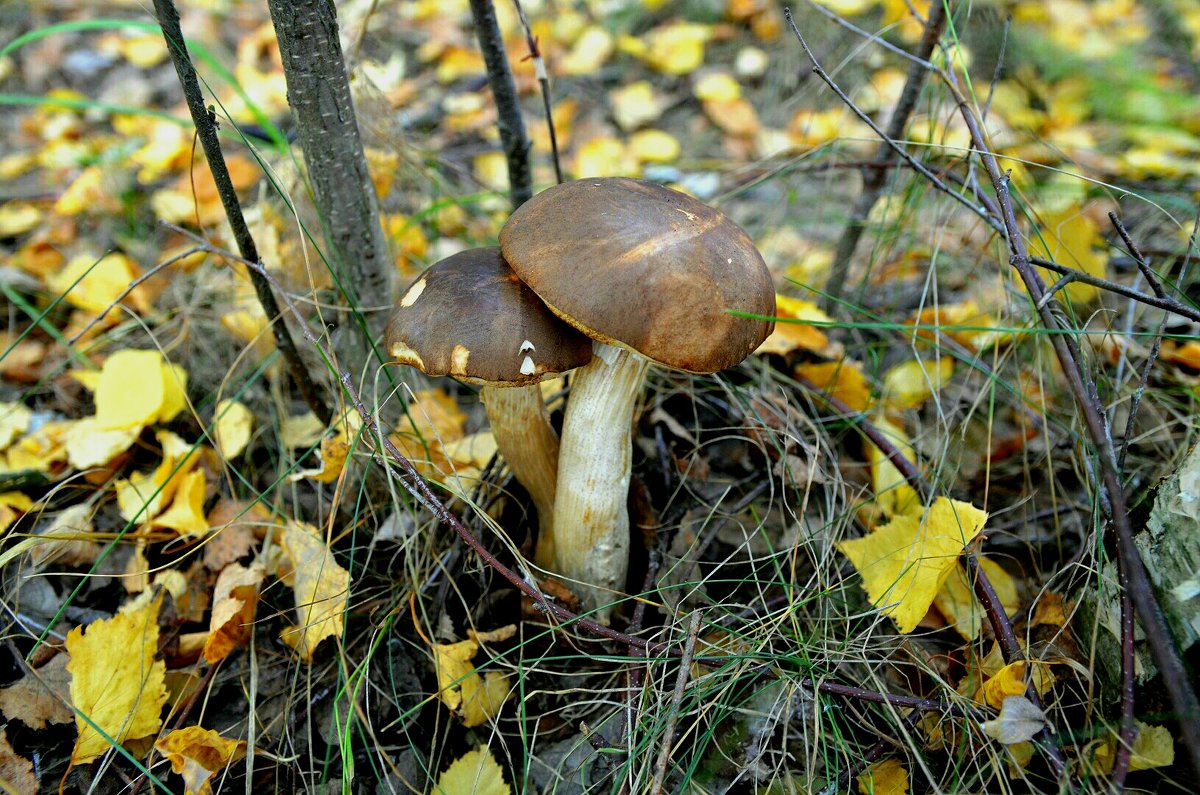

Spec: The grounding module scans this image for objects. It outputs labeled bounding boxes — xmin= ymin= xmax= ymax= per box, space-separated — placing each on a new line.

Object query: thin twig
xmin=650 ymin=611 xmax=702 ymax=795
xmin=152 ymin=0 xmax=332 ymax=425
xmin=941 ymin=69 xmax=1200 ymax=776
xmin=825 ymin=0 xmax=948 ymax=311
xmin=511 ymin=0 xmax=563 ymax=184
xmin=469 ymin=0 xmax=533 ymax=208
xmin=965 ymin=552 xmax=1067 ymax=776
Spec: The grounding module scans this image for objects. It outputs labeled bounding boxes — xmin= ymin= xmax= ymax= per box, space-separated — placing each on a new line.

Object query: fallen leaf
xmin=0 ymin=728 xmax=37 ymax=794
xmin=94 ymin=349 xmax=170 ymax=430
xmin=881 ymin=357 xmax=955 ymax=411
xmin=838 ymin=498 xmax=988 ymax=633
xmin=573 ymin=136 xmax=639 ymax=178
xmin=0 ymin=402 xmax=33 ymax=450
xmin=795 ymin=360 xmax=871 ymax=412
xmin=64 ymin=418 xmax=141 ymax=470
xmin=66 ymin=594 xmax=167 ymax=764
xmin=867 ymin=414 xmax=920 ymax=518
xmin=629 ymin=129 xmax=681 ymax=163
xmin=204 ymin=563 xmax=264 ymax=664
xmin=981 ymin=695 xmax=1046 ymax=745
xmin=151 ymin=468 xmax=209 ymax=537
xmin=0 ymin=201 xmax=42 ymax=237
xmin=214 ymin=399 xmax=253 ymax=459
xmin=436 ymin=746 xmax=511 ymax=795
xmin=933 ymin=557 xmax=1020 ymax=641
xmin=156 ymin=726 xmax=247 ymax=795
xmin=856 ymin=757 xmax=908 ymax=795
xmin=0 ymin=492 xmax=33 ymax=533
xmin=1034 ymin=204 xmax=1108 ymax=304
xmin=609 ymin=81 xmax=668 ymax=131
xmin=29 ymin=503 xmax=100 ymax=568
xmin=979 ymin=661 xmax=1053 ymax=709
xmin=0 ymin=654 xmax=73 ymax=730
xmin=642 ymin=22 xmax=712 ymax=75
xmin=432 ymin=628 xmax=514 ymax=727
xmin=278 ymin=522 xmax=350 ymax=661
xmin=49 ymin=253 xmax=151 ymax=321
xmin=755 ymin=295 xmax=831 ymax=356
xmin=560 ymin=26 xmax=614 ymax=75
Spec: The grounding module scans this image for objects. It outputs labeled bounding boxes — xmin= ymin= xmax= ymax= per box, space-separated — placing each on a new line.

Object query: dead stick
xmin=153 ymin=0 xmax=332 ymax=425
xmin=469 ymin=0 xmax=533 ymax=208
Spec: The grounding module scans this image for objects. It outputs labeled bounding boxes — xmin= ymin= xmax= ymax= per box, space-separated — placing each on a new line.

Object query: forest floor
xmin=1 ymin=0 xmax=1199 ymax=793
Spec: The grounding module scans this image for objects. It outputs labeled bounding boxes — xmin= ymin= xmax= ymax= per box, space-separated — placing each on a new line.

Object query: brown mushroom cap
xmin=385 ymin=247 xmax=593 ymax=386
xmin=498 ymin=177 xmax=775 ymax=374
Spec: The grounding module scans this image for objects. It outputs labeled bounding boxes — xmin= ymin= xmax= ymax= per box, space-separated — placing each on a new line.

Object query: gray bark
xmin=267 ymin=0 xmax=393 ymax=350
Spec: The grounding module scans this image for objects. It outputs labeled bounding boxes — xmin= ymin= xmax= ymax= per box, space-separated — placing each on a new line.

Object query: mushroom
xmin=499 ymin=177 xmax=775 ymax=620
xmin=385 ymin=247 xmax=592 ymax=568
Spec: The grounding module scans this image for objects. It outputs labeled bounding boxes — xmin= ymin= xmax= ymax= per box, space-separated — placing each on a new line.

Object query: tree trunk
xmin=267 ymin=0 xmax=393 ymax=354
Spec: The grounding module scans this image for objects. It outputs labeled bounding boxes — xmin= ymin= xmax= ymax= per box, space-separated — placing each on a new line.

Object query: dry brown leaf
xmin=0 ymin=653 xmax=72 ymax=730
xmin=0 ymin=727 xmax=37 ymax=794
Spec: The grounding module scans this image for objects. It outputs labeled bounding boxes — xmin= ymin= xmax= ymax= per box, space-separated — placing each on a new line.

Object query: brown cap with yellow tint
xmin=385 ymin=247 xmax=593 ymax=386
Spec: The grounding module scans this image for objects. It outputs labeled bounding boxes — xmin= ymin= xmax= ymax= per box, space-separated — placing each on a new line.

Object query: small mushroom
xmin=385 ymin=247 xmax=592 ymax=567
xmin=499 ymin=177 xmax=775 ymax=620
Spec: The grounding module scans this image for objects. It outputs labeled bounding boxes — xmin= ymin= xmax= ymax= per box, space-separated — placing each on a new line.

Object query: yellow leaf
xmin=882 ymin=357 xmax=954 ymax=411
xmin=0 ymin=492 xmax=33 ymax=533
xmin=573 ymin=136 xmax=638 ymax=178
xmin=867 ymin=414 xmax=919 ymax=517
xmin=838 ymin=498 xmax=987 ymax=633
xmin=55 ymin=166 xmax=117 ymax=216
xmin=755 ymin=295 xmax=831 ymax=355
xmin=694 ymin=72 xmax=742 ymax=102
xmin=64 ymin=418 xmax=141 ymax=469
xmin=643 ymin=22 xmax=712 ymax=75
xmin=156 ymin=726 xmax=247 ymax=795
xmin=115 ymin=430 xmax=200 ymax=523
xmin=279 ymin=412 xmax=326 ymax=449
xmin=561 ymin=26 xmax=614 ymax=75
xmin=214 ymin=399 xmax=253 ymax=459
xmin=474 ymin=151 xmax=509 ymax=194
xmin=1034 ymin=205 xmax=1108 ymax=304
xmin=152 ymin=469 xmax=209 ymax=537
xmin=436 ymin=45 xmax=486 ymax=84
xmin=856 ymin=757 xmax=908 ymax=795
xmin=130 ymin=120 xmax=191 ymax=183
xmin=0 ymin=201 xmax=42 ymax=237
xmin=436 ymin=747 xmax=511 ymax=795
xmin=980 ymin=661 xmax=1053 ymax=709
xmin=703 ymin=97 xmax=760 ymax=138
xmin=95 ymin=349 xmax=166 ymax=430
xmin=795 ymin=360 xmax=871 ymax=412
xmin=4 ymin=419 xmax=70 ymax=473
xmin=433 ymin=638 xmax=480 ymax=713
xmin=461 ymin=671 xmax=512 ymax=727
xmin=159 ymin=362 xmax=189 ymax=424
xmin=907 ymin=300 xmax=1011 ymax=351
xmin=278 ymin=522 xmax=350 ymax=661
xmin=291 ymin=411 xmax=361 ymax=484
xmin=0 ymin=402 xmax=32 ymax=450
xmin=50 ymin=253 xmax=151 ymax=319
xmin=66 ymin=594 xmax=167 ymax=764
xmin=204 ymin=563 xmax=265 ymax=664
xmin=629 ymin=129 xmax=681 ymax=164
xmin=933 ymin=557 xmax=1020 ymax=641
xmin=609 ymin=81 xmax=667 ymax=131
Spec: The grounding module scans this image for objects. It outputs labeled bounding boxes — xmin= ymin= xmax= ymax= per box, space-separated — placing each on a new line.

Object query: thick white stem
xmin=552 ymin=343 xmax=650 ymax=622
xmin=482 ymin=385 xmax=560 ymax=568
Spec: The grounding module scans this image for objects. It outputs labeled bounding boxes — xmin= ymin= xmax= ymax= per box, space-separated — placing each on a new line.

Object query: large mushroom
xmin=499 ymin=177 xmax=775 ymax=620
xmin=385 ymin=247 xmax=592 ymax=567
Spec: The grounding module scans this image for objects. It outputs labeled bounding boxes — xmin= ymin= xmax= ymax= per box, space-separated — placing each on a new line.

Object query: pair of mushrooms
xmin=386 ymin=178 xmax=774 ymax=622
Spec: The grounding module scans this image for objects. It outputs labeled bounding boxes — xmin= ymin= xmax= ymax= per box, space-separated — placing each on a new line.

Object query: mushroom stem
xmin=481 ymin=385 xmax=561 ymax=569
xmin=552 ymin=342 xmax=651 ymax=621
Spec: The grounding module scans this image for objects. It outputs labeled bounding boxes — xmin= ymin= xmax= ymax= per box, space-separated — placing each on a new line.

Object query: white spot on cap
xmin=400 ymin=278 xmax=426 ymax=307
xmin=520 ymin=339 xmax=536 ymax=353
xmin=727 ymin=257 xmax=732 ymax=264
xmin=450 ymin=344 xmax=470 ymax=375
xmin=520 ymin=355 xmax=536 ymax=375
